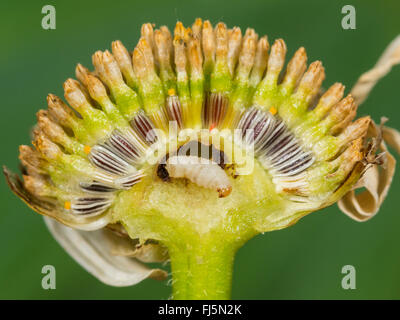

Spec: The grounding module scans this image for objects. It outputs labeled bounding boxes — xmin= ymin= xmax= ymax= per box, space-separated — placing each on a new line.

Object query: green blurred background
xmin=1 ymin=0 xmax=399 ymax=299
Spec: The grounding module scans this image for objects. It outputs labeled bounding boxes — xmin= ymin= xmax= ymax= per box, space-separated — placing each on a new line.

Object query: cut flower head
xmin=4 ymin=19 xmax=400 ymax=299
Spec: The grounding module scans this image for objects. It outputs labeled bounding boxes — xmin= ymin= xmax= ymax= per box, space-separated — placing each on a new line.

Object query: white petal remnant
xmin=338 ymin=120 xmax=399 ymax=221
xmin=351 ymin=35 xmax=400 ymax=106
xmin=337 ymin=35 xmax=400 ymax=221
xmin=44 ymin=217 xmax=167 ymax=286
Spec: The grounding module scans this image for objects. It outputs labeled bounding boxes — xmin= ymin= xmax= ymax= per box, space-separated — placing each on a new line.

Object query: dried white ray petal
xmin=338 ymin=35 xmax=400 ymax=221
xmin=166 ymin=155 xmax=232 ymax=197
xmin=338 ymin=120 xmax=399 ymax=221
xmin=113 ymin=243 xmax=168 ymax=263
xmin=351 ymin=35 xmax=400 ymax=105
xmin=44 ymin=217 xmax=167 ymax=286
xmin=383 ymin=126 xmax=400 ymax=154
xmin=104 ymin=230 xmax=168 ymax=263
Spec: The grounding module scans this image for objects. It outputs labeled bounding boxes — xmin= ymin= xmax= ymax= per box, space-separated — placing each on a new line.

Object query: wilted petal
xmin=351 ymin=35 xmax=400 ymax=106
xmin=104 ymin=228 xmax=169 ymax=263
xmin=338 ymin=35 xmax=400 ymax=221
xmin=44 ymin=217 xmax=168 ymax=286
xmin=338 ymin=120 xmax=398 ymax=221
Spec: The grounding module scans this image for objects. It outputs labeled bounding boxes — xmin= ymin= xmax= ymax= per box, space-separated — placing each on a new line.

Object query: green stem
xmin=168 ymin=238 xmax=237 ymax=300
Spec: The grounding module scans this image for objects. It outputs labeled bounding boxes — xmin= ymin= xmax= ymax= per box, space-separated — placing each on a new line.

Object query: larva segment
xmin=165 ymin=155 xmax=232 ymax=198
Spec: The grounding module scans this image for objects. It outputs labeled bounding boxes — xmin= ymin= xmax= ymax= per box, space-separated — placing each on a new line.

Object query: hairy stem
xmin=168 ymin=239 xmax=237 ymax=300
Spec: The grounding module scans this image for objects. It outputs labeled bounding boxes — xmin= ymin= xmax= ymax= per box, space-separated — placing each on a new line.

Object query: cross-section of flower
xmin=3 ymin=19 xmax=400 ymax=300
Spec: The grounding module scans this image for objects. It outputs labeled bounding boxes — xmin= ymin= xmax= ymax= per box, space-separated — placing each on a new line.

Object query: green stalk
xmin=168 ymin=239 xmax=236 ymax=300
xmin=163 ymin=223 xmax=257 ymax=300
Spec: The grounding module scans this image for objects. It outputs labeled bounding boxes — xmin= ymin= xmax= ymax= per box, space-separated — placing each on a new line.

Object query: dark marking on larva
xmin=157 ymin=164 xmax=170 ymax=181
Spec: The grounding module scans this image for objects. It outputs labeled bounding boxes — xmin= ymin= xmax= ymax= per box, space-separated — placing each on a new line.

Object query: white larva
xmin=165 ymin=155 xmax=232 ymax=197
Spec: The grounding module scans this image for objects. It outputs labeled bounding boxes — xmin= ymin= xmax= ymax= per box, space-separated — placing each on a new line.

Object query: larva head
xmin=4 ymin=19 xmax=380 ymax=251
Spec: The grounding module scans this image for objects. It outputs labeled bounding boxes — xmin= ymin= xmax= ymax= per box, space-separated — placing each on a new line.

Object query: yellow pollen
xmin=64 ymin=201 xmax=71 ymax=210
xmin=168 ymin=88 xmax=176 ymax=96
xmin=83 ymin=145 xmax=91 ymax=154
xmin=269 ymin=106 xmax=277 ymax=115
